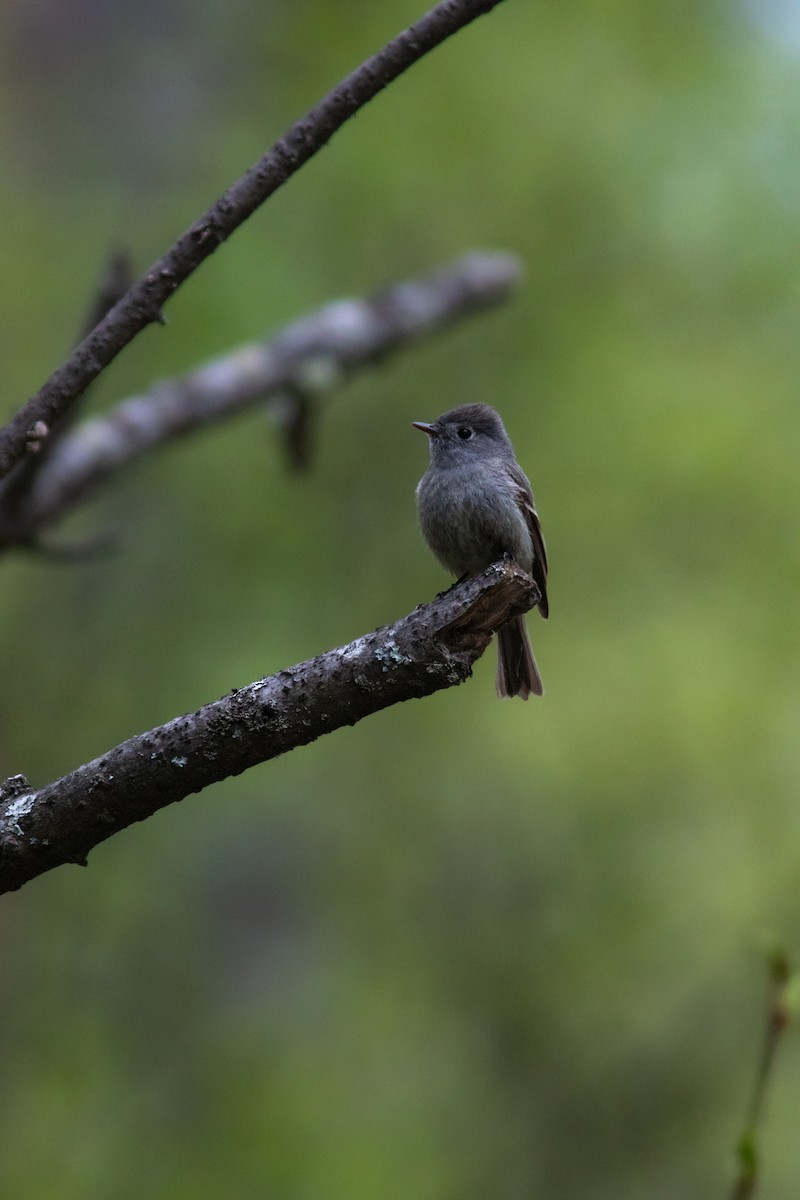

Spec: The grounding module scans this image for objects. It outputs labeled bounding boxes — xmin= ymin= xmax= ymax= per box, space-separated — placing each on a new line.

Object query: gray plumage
xmin=414 ymin=403 xmax=548 ymax=699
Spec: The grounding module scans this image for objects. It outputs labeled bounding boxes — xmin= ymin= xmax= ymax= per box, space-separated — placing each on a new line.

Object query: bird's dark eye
xmin=456 ymin=426 xmax=473 ymax=440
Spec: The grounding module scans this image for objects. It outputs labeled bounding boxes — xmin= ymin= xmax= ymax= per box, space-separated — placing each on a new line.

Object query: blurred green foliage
xmin=1 ymin=1 xmax=799 ymax=1196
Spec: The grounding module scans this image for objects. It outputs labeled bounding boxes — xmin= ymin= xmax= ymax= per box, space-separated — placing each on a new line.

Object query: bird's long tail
xmin=496 ymin=615 xmax=543 ymax=700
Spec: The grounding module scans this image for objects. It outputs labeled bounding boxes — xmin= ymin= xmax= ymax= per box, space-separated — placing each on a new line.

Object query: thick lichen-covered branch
xmin=0 ymin=561 xmax=539 ymax=895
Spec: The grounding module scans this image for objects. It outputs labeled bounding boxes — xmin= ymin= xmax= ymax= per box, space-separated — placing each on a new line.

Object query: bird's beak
xmin=412 ymin=421 xmax=437 ymax=436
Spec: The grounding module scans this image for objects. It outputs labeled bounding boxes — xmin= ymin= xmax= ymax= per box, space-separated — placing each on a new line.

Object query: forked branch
xmin=0 ymin=0 xmax=508 ymax=481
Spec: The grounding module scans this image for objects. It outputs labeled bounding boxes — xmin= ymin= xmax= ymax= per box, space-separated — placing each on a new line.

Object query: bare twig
xmin=730 ymin=949 xmax=796 ymax=1200
xmin=1 ymin=252 xmax=520 ymax=541
xmin=0 ymin=560 xmax=539 ymax=895
xmin=0 ymin=250 xmax=136 ymax=528
xmin=0 ymin=0 xmax=509 ymax=482
xmin=79 ymin=250 xmax=136 ymax=343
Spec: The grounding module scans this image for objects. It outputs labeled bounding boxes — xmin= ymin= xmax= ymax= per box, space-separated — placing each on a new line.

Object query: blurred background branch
xmin=0 ymin=561 xmax=538 ymax=895
xmin=0 ymin=250 xmax=136 ymax=542
xmin=0 ymin=252 xmax=521 ymax=549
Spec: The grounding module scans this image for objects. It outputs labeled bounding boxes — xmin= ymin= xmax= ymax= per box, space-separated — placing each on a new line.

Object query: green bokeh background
xmin=2 ymin=1 xmax=800 ymax=1196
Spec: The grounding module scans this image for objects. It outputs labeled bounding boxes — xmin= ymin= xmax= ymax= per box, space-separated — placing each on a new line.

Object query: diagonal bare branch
xmin=0 ymin=0 xmax=509 ymax=482
xmin=0 ymin=560 xmax=539 ymax=895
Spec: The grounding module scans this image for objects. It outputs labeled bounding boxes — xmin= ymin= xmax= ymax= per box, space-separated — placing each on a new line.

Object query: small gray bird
xmin=413 ymin=403 xmax=548 ymax=699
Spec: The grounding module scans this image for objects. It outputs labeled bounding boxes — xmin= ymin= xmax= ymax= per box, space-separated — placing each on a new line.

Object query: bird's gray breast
xmin=416 ymin=462 xmax=532 ymax=577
